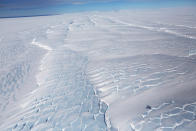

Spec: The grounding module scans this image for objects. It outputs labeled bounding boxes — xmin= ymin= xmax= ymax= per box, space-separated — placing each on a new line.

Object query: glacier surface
xmin=0 ymin=8 xmax=196 ymax=131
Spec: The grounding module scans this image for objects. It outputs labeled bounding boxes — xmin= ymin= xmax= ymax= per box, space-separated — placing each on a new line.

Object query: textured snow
xmin=0 ymin=8 xmax=196 ymax=131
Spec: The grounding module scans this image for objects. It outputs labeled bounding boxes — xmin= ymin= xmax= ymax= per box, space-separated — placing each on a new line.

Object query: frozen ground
xmin=0 ymin=7 xmax=196 ymax=131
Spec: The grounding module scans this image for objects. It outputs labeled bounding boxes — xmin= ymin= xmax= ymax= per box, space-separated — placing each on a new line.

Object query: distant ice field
xmin=0 ymin=7 xmax=196 ymax=131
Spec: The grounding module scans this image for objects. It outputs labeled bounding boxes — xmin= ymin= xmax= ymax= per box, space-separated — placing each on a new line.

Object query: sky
xmin=0 ymin=0 xmax=196 ymax=17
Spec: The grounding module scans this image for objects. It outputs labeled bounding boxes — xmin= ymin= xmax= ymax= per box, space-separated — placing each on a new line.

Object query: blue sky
xmin=0 ymin=0 xmax=196 ymax=17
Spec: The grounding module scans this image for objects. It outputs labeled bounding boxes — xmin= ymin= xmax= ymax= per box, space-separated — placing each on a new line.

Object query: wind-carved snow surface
xmin=0 ymin=8 xmax=196 ymax=131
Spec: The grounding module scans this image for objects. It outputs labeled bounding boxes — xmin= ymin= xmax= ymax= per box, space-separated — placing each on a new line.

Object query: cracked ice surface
xmin=1 ymin=7 xmax=196 ymax=131
xmin=3 ymin=48 xmax=108 ymax=131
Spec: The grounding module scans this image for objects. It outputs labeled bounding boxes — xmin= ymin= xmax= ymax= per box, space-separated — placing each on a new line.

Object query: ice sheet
xmin=0 ymin=8 xmax=196 ymax=131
